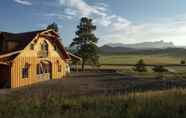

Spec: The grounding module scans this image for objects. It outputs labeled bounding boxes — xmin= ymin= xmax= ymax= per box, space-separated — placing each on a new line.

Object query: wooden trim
xmin=0 ymin=51 xmax=21 ymax=59
xmin=0 ymin=62 xmax=9 ymax=65
xmin=68 ymin=52 xmax=82 ymax=61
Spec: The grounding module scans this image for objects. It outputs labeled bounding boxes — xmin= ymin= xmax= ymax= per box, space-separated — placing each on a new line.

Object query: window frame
xmin=22 ymin=63 xmax=30 ymax=79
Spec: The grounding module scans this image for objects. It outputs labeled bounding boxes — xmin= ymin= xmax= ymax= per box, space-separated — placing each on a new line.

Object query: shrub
xmin=133 ymin=59 xmax=147 ymax=72
xmin=152 ymin=65 xmax=168 ymax=73
xmin=180 ymin=60 xmax=186 ymax=65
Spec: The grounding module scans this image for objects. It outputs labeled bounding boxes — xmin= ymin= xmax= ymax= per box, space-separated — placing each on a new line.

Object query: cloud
xmin=98 ymin=17 xmax=186 ymax=46
xmin=64 ymin=8 xmax=77 ymax=17
xmin=58 ymin=0 xmax=186 ymax=46
xmin=58 ymin=0 xmax=130 ymax=28
xmin=59 ymin=0 xmax=105 ymax=16
xmin=43 ymin=12 xmax=75 ymax=20
xmin=13 ymin=0 xmax=32 ymax=6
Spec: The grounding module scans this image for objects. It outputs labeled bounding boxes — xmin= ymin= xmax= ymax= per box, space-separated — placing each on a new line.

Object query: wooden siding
xmin=10 ymin=35 xmax=69 ymax=88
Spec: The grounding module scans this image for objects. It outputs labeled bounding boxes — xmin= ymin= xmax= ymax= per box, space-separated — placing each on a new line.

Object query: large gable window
xmin=38 ymin=41 xmax=49 ymax=58
xmin=42 ymin=41 xmax=49 ymax=52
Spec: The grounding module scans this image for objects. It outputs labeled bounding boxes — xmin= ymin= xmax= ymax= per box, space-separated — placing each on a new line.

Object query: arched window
xmin=42 ymin=41 xmax=48 ymax=52
xmin=38 ymin=41 xmax=49 ymax=58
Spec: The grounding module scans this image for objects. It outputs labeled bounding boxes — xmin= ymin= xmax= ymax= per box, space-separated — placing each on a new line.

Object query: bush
xmin=133 ymin=59 xmax=147 ymax=72
xmin=180 ymin=60 xmax=186 ymax=65
xmin=152 ymin=65 xmax=168 ymax=73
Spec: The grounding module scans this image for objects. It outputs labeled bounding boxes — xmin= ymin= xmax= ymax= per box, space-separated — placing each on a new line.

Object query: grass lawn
xmin=98 ymin=54 xmax=186 ymax=79
xmin=116 ymin=66 xmax=186 ymax=79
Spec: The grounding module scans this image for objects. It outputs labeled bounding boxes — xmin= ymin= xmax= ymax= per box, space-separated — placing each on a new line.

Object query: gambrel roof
xmin=0 ymin=30 xmax=45 ymax=54
xmin=0 ymin=29 xmax=71 ymax=62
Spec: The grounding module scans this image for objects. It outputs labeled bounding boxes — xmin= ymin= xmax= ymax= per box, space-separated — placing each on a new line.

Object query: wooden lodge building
xmin=0 ymin=29 xmax=81 ymax=88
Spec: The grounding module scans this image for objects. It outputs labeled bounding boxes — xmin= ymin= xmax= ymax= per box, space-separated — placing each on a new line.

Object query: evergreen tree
xmin=47 ymin=22 xmax=59 ymax=32
xmin=152 ymin=65 xmax=168 ymax=79
xmin=133 ymin=59 xmax=147 ymax=72
xmin=70 ymin=17 xmax=99 ymax=71
xmin=180 ymin=60 xmax=186 ymax=65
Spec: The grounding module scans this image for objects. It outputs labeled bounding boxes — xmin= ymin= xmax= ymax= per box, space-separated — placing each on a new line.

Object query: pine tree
xmin=133 ymin=59 xmax=147 ymax=72
xmin=70 ymin=17 xmax=99 ymax=71
xmin=47 ymin=22 xmax=59 ymax=32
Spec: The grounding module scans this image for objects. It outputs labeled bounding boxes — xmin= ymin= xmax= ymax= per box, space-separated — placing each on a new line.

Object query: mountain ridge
xmin=99 ymin=41 xmax=186 ymax=56
xmin=105 ymin=40 xmax=175 ymax=49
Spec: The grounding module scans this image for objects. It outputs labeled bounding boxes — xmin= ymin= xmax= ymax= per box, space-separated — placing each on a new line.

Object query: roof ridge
xmin=0 ymin=29 xmax=46 ymax=35
xmin=14 ymin=29 xmax=46 ymax=35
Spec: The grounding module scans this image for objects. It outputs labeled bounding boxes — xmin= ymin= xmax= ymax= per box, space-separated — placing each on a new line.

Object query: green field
xmin=99 ymin=54 xmax=184 ymax=65
xmin=98 ymin=54 xmax=186 ymax=79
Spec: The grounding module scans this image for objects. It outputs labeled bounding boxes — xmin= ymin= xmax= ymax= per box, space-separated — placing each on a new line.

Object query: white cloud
xmin=14 ymin=0 xmax=32 ymax=6
xmin=43 ymin=12 xmax=73 ymax=20
xmin=59 ymin=0 xmax=97 ymax=16
xmin=58 ymin=0 xmax=186 ymax=46
xmin=64 ymin=8 xmax=77 ymax=17
xmin=58 ymin=0 xmax=130 ymax=28
xmin=98 ymin=17 xmax=186 ymax=46
xmin=111 ymin=16 xmax=132 ymax=31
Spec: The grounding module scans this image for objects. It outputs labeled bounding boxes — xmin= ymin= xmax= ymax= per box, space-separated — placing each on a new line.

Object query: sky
xmin=1 ymin=0 xmax=186 ymax=46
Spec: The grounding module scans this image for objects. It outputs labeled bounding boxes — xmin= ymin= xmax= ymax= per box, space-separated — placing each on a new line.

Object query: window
xmin=38 ymin=41 xmax=49 ymax=58
xmin=42 ymin=41 xmax=48 ymax=52
xmin=57 ymin=61 xmax=62 ymax=72
xmin=37 ymin=62 xmax=50 ymax=75
xmin=22 ymin=63 xmax=30 ymax=79
xmin=30 ymin=43 xmax=34 ymax=50
xmin=34 ymin=39 xmax=37 ymax=44
xmin=37 ymin=63 xmax=44 ymax=75
xmin=37 ymin=64 xmax=41 ymax=74
xmin=54 ymin=45 xmax=57 ymax=51
xmin=44 ymin=64 xmax=50 ymax=73
xmin=58 ymin=64 xmax=62 ymax=72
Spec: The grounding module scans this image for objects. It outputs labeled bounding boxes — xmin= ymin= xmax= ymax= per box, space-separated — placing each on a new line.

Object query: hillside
xmin=106 ymin=40 xmax=175 ymax=49
xmin=100 ymin=45 xmax=186 ymax=57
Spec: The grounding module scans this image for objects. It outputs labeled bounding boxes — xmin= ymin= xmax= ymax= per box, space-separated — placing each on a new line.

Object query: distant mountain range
xmin=106 ymin=40 xmax=175 ymax=49
xmin=99 ymin=41 xmax=186 ymax=56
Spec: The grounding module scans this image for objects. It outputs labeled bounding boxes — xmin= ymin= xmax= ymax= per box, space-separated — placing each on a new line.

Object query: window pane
xmin=22 ymin=68 xmax=29 ymax=78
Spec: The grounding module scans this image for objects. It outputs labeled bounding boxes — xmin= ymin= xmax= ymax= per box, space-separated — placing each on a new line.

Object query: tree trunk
xmin=81 ymin=60 xmax=85 ymax=72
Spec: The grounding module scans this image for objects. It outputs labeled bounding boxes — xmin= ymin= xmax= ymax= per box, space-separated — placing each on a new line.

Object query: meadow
xmin=0 ymin=54 xmax=186 ymax=118
xmin=0 ymin=72 xmax=186 ymax=118
xmin=99 ymin=54 xmax=184 ymax=65
xmin=99 ymin=54 xmax=186 ymax=79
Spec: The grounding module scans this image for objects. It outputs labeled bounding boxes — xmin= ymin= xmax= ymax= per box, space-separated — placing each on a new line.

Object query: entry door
xmin=37 ymin=62 xmax=52 ymax=80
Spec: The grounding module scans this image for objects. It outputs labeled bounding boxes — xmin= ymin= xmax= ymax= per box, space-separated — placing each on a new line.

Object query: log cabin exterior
xmin=0 ymin=29 xmax=78 ymax=88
